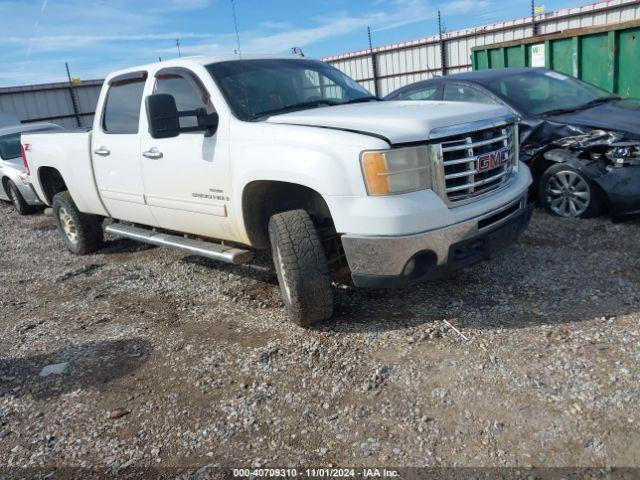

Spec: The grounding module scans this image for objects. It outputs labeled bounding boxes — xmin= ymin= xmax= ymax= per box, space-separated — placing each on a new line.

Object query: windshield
xmin=206 ymin=59 xmax=374 ymax=120
xmin=480 ymin=69 xmax=613 ymax=116
xmin=0 ymin=134 xmax=21 ymax=161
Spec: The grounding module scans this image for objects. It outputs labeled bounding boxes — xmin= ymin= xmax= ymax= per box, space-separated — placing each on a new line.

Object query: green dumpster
xmin=471 ymin=20 xmax=640 ymax=98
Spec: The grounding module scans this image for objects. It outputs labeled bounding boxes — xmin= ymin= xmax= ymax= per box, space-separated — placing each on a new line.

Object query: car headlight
xmin=360 ymin=145 xmax=440 ymax=196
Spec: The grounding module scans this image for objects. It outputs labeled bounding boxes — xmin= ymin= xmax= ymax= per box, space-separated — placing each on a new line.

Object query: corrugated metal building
xmin=1 ymin=0 xmax=638 ymax=126
xmin=0 ymin=79 xmax=102 ymax=129
xmin=324 ymin=0 xmax=640 ymax=96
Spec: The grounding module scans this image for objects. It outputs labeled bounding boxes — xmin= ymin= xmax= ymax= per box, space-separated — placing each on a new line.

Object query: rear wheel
xmin=268 ymin=209 xmax=334 ymax=326
xmin=52 ymin=191 xmax=104 ymax=254
xmin=6 ymin=180 xmax=34 ymax=215
xmin=539 ymin=164 xmax=603 ymax=218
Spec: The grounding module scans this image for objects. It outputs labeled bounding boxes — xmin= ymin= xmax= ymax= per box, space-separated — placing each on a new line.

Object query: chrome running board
xmin=105 ymin=223 xmax=254 ymax=265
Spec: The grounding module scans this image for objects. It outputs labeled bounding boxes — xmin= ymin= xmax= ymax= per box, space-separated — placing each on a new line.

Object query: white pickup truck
xmin=23 ymin=55 xmax=533 ymax=325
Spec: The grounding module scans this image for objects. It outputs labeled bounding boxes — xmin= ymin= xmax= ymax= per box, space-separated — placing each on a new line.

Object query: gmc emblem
xmin=476 ymin=146 xmax=510 ymax=173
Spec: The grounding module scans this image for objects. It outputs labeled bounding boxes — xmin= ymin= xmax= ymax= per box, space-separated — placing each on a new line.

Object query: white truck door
xmin=92 ymin=71 xmax=158 ymax=226
xmin=140 ymin=68 xmax=234 ymax=241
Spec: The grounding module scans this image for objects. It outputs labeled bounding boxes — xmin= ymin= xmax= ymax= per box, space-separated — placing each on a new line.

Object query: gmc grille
xmin=440 ymin=124 xmax=516 ymax=204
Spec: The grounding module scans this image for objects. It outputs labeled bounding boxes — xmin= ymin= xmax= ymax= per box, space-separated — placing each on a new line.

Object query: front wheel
xmin=52 ymin=191 xmax=104 ymax=255
xmin=6 ymin=180 xmax=34 ymax=215
xmin=268 ymin=209 xmax=334 ymax=326
xmin=539 ymin=164 xmax=604 ymax=218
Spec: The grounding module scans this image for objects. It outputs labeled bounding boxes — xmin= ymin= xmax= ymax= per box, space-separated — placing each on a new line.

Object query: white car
xmin=22 ymin=55 xmax=532 ymax=325
xmin=0 ymin=122 xmax=62 ymax=214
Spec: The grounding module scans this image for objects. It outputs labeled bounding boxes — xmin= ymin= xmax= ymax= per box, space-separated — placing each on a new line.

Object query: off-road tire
xmin=539 ymin=163 xmax=604 ymax=219
xmin=52 ymin=191 xmax=104 ymax=255
xmin=6 ymin=180 xmax=34 ymax=215
xmin=268 ymin=209 xmax=334 ymax=326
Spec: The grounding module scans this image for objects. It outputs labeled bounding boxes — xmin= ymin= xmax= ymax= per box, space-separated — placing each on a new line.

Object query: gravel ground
xmin=1 ymin=201 xmax=640 ymax=472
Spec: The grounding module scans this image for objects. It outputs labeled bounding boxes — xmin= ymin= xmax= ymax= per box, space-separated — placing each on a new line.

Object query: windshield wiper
xmin=540 ymin=96 xmax=619 ymax=116
xmin=255 ymin=99 xmax=341 ymax=118
xmin=254 ymin=96 xmax=380 ymax=118
xmin=338 ymin=95 xmax=380 ymax=105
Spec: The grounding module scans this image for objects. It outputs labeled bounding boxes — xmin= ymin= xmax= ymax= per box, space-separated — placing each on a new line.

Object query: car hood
xmin=546 ymin=99 xmax=640 ymax=139
xmin=265 ymin=101 xmax=512 ymax=144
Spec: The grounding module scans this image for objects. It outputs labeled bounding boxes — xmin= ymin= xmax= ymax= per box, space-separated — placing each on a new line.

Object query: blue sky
xmin=1 ymin=0 xmax=583 ymax=87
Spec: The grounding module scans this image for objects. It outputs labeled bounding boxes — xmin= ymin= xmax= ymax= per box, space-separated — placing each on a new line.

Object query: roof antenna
xmin=230 ymin=0 xmax=242 ymax=56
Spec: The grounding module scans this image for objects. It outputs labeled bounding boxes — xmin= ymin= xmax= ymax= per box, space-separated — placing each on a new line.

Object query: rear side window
xmin=397 ymin=86 xmax=439 ymax=101
xmin=444 ymin=84 xmax=497 ymax=105
xmin=102 ymin=79 xmax=146 ymax=134
xmin=0 ymin=134 xmax=21 ymax=160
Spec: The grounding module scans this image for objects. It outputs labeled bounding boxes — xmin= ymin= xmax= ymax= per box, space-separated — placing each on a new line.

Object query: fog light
xmin=402 ymin=251 xmax=437 ymax=279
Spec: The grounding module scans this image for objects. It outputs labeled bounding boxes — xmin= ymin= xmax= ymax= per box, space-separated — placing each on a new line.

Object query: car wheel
xmin=539 ymin=164 xmax=603 ymax=219
xmin=6 ymin=180 xmax=34 ymax=215
xmin=268 ymin=209 xmax=334 ymax=326
xmin=52 ymin=191 xmax=104 ymax=254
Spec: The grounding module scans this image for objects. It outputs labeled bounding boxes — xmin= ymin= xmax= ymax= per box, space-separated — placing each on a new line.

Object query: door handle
xmin=143 ymin=148 xmax=163 ymax=160
xmin=94 ymin=146 xmax=110 ymax=156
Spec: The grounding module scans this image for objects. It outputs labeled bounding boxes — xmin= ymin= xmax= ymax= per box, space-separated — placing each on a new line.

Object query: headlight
xmin=360 ymin=145 xmax=439 ymax=196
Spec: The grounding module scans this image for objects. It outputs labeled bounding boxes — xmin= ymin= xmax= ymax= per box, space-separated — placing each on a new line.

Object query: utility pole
xmin=531 ymin=0 xmax=539 ymax=36
xmin=438 ymin=10 xmax=447 ymax=76
xmin=230 ymin=0 xmax=242 ymax=56
xmin=176 ymin=38 xmax=181 ymax=57
xmin=367 ymin=26 xmax=379 ymax=97
xmin=65 ymin=62 xmax=82 ymax=128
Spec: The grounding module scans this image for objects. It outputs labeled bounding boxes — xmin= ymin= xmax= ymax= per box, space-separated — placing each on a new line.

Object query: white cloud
xmin=177 ymin=0 xmax=490 ymax=57
xmin=0 ymin=0 xmax=492 ymax=86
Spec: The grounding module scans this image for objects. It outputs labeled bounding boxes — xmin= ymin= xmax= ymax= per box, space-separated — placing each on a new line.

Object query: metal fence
xmin=0 ymin=79 xmax=102 ymax=129
xmin=324 ymin=0 xmax=640 ymax=96
xmin=1 ymin=0 xmax=639 ymax=126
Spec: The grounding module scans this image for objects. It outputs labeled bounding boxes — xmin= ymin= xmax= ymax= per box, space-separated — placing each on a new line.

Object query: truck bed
xmin=21 ymin=129 xmax=108 ymax=216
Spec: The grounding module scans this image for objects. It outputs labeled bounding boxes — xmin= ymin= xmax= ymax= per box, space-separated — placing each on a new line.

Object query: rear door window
xmin=398 ymin=86 xmax=440 ymax=100
xmin=102 ymin=79 xmax=146 ymax=134
xmin=444 ymin=84 xmax=497 ymax=104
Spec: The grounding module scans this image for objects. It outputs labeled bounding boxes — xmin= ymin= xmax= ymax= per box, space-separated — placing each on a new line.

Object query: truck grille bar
xmin=439 ymin=124 xmax=516 ymax=205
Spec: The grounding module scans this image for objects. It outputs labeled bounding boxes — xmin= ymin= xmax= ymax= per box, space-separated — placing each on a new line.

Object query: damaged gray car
xmin=532 ymin=131 xmax=640 ymax=220
xmin=385 ymin=68 xmax=640 ymax=220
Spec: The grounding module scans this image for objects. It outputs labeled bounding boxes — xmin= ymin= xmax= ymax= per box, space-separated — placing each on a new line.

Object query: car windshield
xmin=206 ymin=59 xmax=375 ymax=120
xmin=0 ymin=134 xmax=21 ymax=161
xmin=480 ymin=69 xmax=614 ymax=116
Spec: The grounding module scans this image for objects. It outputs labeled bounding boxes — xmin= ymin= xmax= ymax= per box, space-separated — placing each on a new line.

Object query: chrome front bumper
xmin=341 ymin=194 xmax=532 ymax=288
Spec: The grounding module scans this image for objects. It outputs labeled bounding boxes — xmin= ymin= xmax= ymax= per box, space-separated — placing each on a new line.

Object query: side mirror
xmin=146 ymin=94 xmax=219 ymax=138
xmin=198 ymin=112 xmax=219 ymax=137
xmin=146 ymin=94 xmax=180 ymax=139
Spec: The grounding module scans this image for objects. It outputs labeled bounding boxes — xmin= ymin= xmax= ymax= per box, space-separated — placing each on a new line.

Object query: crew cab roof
xmin=105 ymin=54 xmax=308 ymax=82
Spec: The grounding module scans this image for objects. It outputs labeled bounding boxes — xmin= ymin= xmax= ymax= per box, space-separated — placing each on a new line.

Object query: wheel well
xmin=242 ymin=181 xmax=333 ymax=250
xmin=242 ymin=181 xmax=348 ymax=277
xmin=38 ymin=167 xmax=67 ymax=204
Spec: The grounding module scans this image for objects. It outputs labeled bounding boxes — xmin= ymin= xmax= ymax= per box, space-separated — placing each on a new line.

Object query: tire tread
xmin=52 ymin=191 xmax=103 ymax=255
xmin=269 ymin=209 xmax=334 ymax=326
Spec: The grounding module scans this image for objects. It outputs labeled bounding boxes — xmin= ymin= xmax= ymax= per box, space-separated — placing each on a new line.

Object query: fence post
xmin=367 ymin=27 xmax=379 ymax=97
xmin=65 ymin=62 xmax=82 ymax=128
xmin=438 ymin=10 xmax=447 ymax=76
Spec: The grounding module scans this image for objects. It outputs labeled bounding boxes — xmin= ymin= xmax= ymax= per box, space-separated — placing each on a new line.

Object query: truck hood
xmin=265 ymin=101 xmax=512 ymax=144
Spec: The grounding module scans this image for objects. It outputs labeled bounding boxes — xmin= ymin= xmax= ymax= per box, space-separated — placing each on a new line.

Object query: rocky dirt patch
xmin=1 ymin=201 xmax=639 ymax=471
